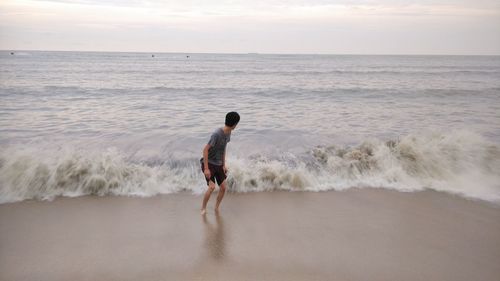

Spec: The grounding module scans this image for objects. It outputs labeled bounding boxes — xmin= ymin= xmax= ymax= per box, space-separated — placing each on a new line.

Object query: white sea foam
xmin=1 ymin=131 xmax=499 ymax=204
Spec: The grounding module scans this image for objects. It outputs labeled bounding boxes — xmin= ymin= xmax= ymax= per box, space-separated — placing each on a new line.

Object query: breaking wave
xmin=1 ymin=131 xmax=499 ymax=204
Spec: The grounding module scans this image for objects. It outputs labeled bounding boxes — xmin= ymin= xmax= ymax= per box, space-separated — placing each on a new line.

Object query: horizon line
xmin=2 ymin=49 xmax=500 ymax=56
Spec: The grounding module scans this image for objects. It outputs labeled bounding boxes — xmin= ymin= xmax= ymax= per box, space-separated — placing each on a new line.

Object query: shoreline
xmin=1 ymin=189 xmax=499 ymax=281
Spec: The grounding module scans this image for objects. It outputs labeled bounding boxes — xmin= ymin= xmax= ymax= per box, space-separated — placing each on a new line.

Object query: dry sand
xmin=1 ymin=189 xmax=499 ymax=281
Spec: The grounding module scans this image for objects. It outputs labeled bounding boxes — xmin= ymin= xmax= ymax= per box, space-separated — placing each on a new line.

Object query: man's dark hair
xmin=225 ymin=111 xmax=240 ymax=127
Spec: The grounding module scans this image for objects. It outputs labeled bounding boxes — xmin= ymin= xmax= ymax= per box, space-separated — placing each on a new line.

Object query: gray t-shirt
xmin=205 ymin=128 xmax=231 ymax=166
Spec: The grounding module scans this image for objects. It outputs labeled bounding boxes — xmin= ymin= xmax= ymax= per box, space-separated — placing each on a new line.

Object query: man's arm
xmin=203 ymin=144 xmax=212 ymax=179
xmin=222 ymin=146 xmax=227 ymax=172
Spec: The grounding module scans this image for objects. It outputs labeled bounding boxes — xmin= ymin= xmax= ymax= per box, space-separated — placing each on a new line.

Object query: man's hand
xmin=204 ymin=168 xmax=211 ymax=179
xmin=223 ymin=166 xmax=228 ymax=174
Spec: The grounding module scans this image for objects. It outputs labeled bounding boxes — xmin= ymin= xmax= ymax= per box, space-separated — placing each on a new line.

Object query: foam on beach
xmin=1 ymin=130 xmax=499 ymax=204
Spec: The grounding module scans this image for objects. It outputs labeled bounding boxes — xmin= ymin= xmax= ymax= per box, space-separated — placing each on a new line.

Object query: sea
xmin=1 ymin=51 xmax=499 ymax=204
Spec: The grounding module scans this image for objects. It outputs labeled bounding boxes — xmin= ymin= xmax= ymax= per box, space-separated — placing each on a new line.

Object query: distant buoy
xmin=186 ymin=55 xmax=190 ymax=58
xmin=152 ymin=54 xmax=155 ymax=57
xmin=10 ymin=52 xmax=14 ymax=55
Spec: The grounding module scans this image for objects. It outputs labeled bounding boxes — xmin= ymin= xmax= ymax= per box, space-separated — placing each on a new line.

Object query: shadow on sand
xmin=202 ymin=210 xmax=226 ymax=261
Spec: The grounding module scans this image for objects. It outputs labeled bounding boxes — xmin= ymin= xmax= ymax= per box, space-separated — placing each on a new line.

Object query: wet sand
xmin=1 ymin=189 xmax=499 ymax=281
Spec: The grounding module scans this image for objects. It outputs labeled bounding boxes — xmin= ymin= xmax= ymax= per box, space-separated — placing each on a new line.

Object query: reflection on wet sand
xmin=202 ymin=210 xmax=226 ymax=260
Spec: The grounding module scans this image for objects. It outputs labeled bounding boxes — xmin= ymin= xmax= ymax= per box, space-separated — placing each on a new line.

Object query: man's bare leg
xmin=201 ymin=181 xmax=215 ymax=215
xmin=215 ymin=181 xmax=227 ymax=211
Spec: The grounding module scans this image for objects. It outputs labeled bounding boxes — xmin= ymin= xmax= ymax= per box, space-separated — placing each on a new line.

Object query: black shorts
xmin=200 ymin=158 xmax=226 ymax=186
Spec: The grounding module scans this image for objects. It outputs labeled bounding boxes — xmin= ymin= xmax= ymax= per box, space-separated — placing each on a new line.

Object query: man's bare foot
xmin=201 ymin=209 xmax=207 ymax=215
xmin=214 ymin=207 xmax=220 ymax=213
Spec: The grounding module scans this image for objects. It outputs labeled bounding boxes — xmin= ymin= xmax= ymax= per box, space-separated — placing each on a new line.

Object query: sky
xmin=1 ymin=0 xmax=499 ymax=54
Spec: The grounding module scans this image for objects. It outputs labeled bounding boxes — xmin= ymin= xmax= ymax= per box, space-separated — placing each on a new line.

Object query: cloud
xmin=5 ymin=0 xmax=500 ymax=22
xmin=1 ymin=0 xmax=499 ymax=54
xmin=35 ymin=0 xmax=145 ymax=6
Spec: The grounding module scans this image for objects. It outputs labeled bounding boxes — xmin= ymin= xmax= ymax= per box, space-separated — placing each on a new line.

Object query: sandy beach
xmin=1 ymin=189 xmax=499 ymax=281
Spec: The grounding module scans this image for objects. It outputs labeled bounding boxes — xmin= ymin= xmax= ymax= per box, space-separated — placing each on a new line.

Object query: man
xmin=200 ymin=112 xmax=240 ymax=215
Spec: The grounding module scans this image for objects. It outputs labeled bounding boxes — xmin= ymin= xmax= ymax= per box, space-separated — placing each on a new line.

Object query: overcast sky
xmin=1 ymin=0 xmax=499 ymax=54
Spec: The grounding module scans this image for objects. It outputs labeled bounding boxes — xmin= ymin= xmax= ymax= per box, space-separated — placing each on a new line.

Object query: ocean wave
xmin=34 ymin=69 xmax=500 ymax=76
xmin=1 ymin=131 xmax=499 ymax=204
